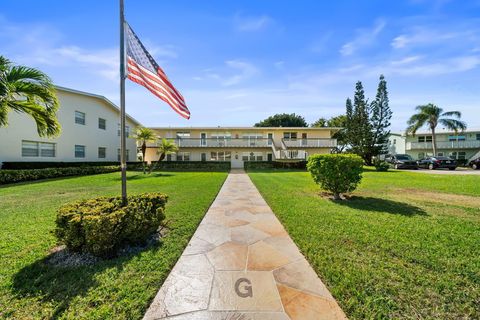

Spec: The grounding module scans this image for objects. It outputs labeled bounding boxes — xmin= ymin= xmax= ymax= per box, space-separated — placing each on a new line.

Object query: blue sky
xmin=1 ymin=0 xmax=479 ymax=131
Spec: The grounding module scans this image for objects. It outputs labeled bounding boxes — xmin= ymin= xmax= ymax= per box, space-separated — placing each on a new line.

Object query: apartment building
xmin=144 ymin=127 xmax=338 ymax=168
xmin=402 ymin=130 xmax=480 ymax=161
xmin=0 ymin=86 xmax=140 ymax=165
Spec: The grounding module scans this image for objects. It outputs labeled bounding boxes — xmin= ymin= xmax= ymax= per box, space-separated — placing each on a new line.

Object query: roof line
xmin=55 ymin=85 xmax=142 ymax=126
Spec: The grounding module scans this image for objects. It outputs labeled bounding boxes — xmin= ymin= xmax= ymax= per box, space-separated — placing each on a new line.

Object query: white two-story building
xmin=0 ymin=86 xmax=140 ymax=166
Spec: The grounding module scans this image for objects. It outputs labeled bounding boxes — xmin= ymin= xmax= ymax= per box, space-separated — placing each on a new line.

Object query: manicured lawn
xmin=0 ymin=171 xmax=227 ymax=319
xmin=248 ymin=169 xmax=480 ymax=320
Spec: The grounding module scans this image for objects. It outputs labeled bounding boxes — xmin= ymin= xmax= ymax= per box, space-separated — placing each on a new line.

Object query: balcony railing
xmin=175 ymin=138 xmax=271 ymax=148
xmin=282 ymin=138 xmax=337 ymax=148
xmin=407 ymin=140 xmax=480 ymax=150
xmin=274 ymin=149 xmax=307 ymax=160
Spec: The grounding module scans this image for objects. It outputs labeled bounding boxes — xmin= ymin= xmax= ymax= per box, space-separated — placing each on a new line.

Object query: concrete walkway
xmin=144 ymin=170 xmax=346 ymax=320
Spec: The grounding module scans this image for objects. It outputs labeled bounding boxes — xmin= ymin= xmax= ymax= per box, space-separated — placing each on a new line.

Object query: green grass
xmin=0 ymin=171 xmax=227 ymax=319
xmin=248 ymin=169 xmax=480 ymax=319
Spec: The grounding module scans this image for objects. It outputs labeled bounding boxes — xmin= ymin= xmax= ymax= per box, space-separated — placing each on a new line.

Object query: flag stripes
xmin=125 ymin=22 xmax=190 ymax=119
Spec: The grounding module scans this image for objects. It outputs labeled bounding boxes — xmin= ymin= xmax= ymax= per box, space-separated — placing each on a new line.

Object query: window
xmin=448 ymin=135 xmax=465 ymax=141
xmin=211 ymin=132 xmax=232 ymax=139
xmin=118 ymin=124 xmax=130 ymax=137
xmin=177 ymin=152 xmax=190 ymax=161
xmin=437 ymin=152 xmax=444 ymax=156
xmin=283 ymin=132 xmax=297 ymax=140
xmin=22 ymin=141 xmax=56 ymax=157
xmin=393 ymin=139 xmax=397 ymax=145
xmin=40 ymin=142 xmax=56 ymax=157
xmin=98 ymin=147 xmax=106 ymax=158
xmin=450 ymin=152 xmax=466 ymax=160
xmin=98 ymin=118 xmax=106 ymax=130
xmin=75 ymin=111 xmax=86 ymax=125
xmin=418 ymin=136 xmax=432 ymax=143
xmin=176 ymin=132 xmax=191 ymax=138
xmin=167 ymin=154 xmax=172 ymax=161
xmin=117 ymin=149 xmax=130 ymax=161
xmin=242 ymin=152 xmax=263 ymax=161
xmin=75 ymin=145 xmax=86 ymax=158
xmin=210 ymin=151 xmax=231 ymax=161
xmin=476 ymin=133 xmax=480 ymax=141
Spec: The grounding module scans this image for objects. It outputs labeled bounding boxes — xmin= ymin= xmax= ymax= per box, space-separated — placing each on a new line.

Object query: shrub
xmin=244 ymin=161 xmax=307 ymax=170
xmin=0 ymin=166 xmax=119 ymax=185
xmin=307 ymin=154 xmax=363 ymax=200
xmin=1 ymin=161 xmax=138 ymax=170
xmin=55 ymin=193 xmax=168 ymax=257
xmin=374 ymin=159 xmax=390 ymax=172
xmin=148 ymin=161 xmax=230 ymax=171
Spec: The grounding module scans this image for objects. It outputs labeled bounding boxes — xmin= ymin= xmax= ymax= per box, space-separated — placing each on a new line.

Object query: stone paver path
xmin=144 ymin=170 xmax=346 ymax=320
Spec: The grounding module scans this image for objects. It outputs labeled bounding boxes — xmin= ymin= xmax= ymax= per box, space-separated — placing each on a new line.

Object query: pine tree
xmin=370 ymin=74 xmax=392 ymax=155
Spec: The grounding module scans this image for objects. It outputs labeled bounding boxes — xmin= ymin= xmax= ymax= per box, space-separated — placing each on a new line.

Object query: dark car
xmin=385 ymin=154 xmax=418 ymax=169
xmin=417 ymin=156 xmax=457 ymax=170
xmin=469 ymin=157 xmax=480 ymax=170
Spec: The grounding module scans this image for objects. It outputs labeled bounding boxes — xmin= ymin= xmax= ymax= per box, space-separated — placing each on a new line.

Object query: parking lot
xmin=409 ymin=168 xmax=480 ymax=175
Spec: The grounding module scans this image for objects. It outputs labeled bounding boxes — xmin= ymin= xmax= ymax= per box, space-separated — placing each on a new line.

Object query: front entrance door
xmin=231 ymin=153 xmax=244 ymax=169
xmin=201 ymin=153 xmax=206 ymax=162
xmin=201 ymin=132 xmax=207 ymax=146
xmin=267 ymin=153 xmax=273 ymax=162
xmin=302 ymin=133 xmax=307 ymax=146
xmin=267 ymin=133 xmax=273 ymax=146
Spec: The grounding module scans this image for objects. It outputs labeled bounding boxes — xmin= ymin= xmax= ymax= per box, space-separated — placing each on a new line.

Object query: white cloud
xmin=234 ymin=14 xmax=273 ymax=32
xmin=340 ymin=19 xmax=386 ymax=56
xmin=222 ymin=60 xmax=259 ymax=86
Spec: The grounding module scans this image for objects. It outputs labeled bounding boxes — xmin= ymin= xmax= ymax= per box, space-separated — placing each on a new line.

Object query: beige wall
xmin=0 ymin=89 xmax=139 ymax=164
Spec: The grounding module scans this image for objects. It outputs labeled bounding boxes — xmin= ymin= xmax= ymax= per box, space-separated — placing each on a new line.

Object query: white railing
xmin=175 ymin=138 xmax=269 ymax=148
xmin=282 ymin=138 xmax=337 ymax=148
xmin=273 ymin=149 xmax=307 ymax=160
xmin=406 ymin=140 xmax=480 ymax=150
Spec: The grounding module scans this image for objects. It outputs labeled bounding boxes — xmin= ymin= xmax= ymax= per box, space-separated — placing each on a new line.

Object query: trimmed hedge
xmin=0 ymin=166 xmax=119 ymax=185
xmin=149 ymin=161 xmax=231 ymax=171
xmin=55 ymin=193 xmax=168 ymax=257
xmin=1 ymin=161 xmax=138 ymax=170
xmin=307 ymin=154 xmax=363 ymax=200
xmin=374 ymin=159 xmax=390 ymax=172
xmin=244 ymin=161 xmax=307 ymax=170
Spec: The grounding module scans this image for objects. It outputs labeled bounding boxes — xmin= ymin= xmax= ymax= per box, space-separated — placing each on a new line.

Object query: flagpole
xmin=119 ymin=0 xmax=127 ymax=204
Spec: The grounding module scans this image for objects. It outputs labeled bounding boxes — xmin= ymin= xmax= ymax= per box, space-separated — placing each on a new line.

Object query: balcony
xmin=406 ymin=140 xmax=480 ymax=150
xmin=282 ymin=138 xmax=337 ymax=148
xmin=175 ymin=138 xmax=270 ymax=148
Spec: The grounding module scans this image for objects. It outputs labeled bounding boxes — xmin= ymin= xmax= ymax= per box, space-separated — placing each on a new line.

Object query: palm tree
xmin=0 ymin=56 xmax=60 ymax=137
xmin=149 ymin=138 xmax=179 ymax=173
xmin=132 ymin=127 xmax=157 ymax=174
xmin=406 ymin=103 xmax=466 ymax=156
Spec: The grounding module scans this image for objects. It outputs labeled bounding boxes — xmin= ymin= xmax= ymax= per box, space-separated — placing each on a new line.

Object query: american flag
xmin=125 ymin=22 xmax=190 ymax=119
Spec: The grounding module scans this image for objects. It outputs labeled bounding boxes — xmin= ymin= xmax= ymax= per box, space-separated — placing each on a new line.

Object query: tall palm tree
xmin=149 ymin=138 xmax=179 ymax=173
xmin=406 ymin=103 xmax=466 ymax=156
xmin=132 ymin=127 xmax=157 ymax=174
xmin=0 ymin=56 xmax=60 ymax=137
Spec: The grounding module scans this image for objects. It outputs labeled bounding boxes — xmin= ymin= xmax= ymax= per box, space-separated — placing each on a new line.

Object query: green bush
xmin=374 ymin=159 xmax=390 ymax=171
xmin=148 ymin=161 xmax=230 ymax=171
xmin=307 ymin=154 xmax=363 ymax=200
xmin=1 ymin=161 xmax=138 ymax=170
xmin=0 ymin=166 xmax=119 ymax=185
xmin=55 ymin=193 xmax=168 ymax=257
xmin=244 ymin=161 xmax=307 ymax=170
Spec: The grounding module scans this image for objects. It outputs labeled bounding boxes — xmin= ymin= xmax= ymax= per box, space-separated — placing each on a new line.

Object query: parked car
xmin=417 ymin=156 xmax=457 ymax=170
xmin=469 ymin=157 xmax=480 ymax=170
xmin=384 ymin=154 xmax=418 ymax=169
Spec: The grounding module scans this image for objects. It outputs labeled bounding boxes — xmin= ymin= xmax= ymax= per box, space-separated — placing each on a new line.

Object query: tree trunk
xmin=431 ymin=126 xmax=437 ymax=156
xmin=148 ymin=153 xmax=165 ymax=174
xmin=141 ymin=141 xmax=147 ymax=174
xmin=333 ymin=192 xmax=342 ymax=200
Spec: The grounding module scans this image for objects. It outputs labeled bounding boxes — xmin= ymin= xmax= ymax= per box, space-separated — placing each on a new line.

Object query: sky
xmin=1 ymin=0 xmax=479 ymax=132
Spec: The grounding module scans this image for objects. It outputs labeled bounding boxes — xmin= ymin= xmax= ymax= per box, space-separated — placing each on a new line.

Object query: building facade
xmin=386 ymin=133 xmax=406 ymax=155
xmin=388 ymin=130 xmax=480 ymax=162
xmin=403 ymin=130 xmax=480 ymax=161
xmin=144 ymin=127 xmax=338 ymax=168
xmin=0 ymin=86 xmax=140 ymax=165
